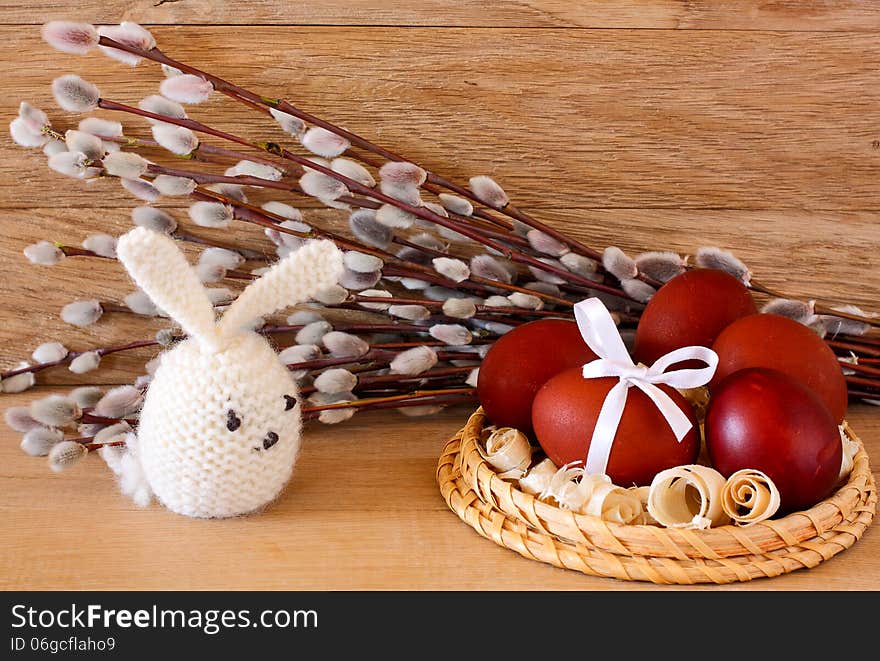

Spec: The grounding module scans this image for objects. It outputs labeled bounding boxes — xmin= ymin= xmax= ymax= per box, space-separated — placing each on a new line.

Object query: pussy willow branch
xmin=96 ymin=86 xmax=634 ymax=302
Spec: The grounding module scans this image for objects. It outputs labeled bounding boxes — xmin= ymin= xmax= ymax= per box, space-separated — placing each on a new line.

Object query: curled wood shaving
xmin=539 ymin=464 xmax=643 ymax=524
xmin=478 ymin=426 xmax=532 ymax=479
xmin=518 ymin=458 xmax=558 ymax=496
xmin=720 ymin=469 xmax=781 ymax=526
xmin=647 ymin=464 xmax=730 ymax=529
xmin=837 ymin=425 xmax=860 ymax=484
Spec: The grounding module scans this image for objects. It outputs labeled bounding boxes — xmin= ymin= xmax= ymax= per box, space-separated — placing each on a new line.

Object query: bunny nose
xmin=262 ymin=432 xmax=279 ymax=450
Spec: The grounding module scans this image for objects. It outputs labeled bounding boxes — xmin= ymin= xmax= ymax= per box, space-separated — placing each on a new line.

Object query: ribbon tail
xmin=634 ymin=382 xmax=693 ymax=442
xmin=584 ymin=381 xmax=629 ymax=475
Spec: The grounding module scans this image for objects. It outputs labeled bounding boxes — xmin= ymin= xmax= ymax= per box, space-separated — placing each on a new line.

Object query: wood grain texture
xmin=4 ymin=1 xmax=880 ymax=30
xmin=3 ymin=27 xmax=880 ymax=211
xmin=0 ymin=389 xmax=877 ymax=590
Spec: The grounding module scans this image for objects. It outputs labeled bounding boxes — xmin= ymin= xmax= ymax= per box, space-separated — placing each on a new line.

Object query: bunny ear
xmin=217 ymin=239 xmax=343 ymax=337
xmin=116 ymin=227 xmax=219 ymax=349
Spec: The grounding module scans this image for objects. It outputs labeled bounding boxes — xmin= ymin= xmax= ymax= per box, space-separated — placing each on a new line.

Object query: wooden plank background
xmin=0 ymin=1 xmax=878 ymax=590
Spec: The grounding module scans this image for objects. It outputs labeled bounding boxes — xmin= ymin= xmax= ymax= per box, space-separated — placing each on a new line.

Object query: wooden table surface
xmin=1 ymin=1 xmax=879 ymax=590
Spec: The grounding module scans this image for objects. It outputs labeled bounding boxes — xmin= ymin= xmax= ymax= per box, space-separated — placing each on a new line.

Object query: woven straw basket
xmin=437 ymin=407 xmax=876 ymax=585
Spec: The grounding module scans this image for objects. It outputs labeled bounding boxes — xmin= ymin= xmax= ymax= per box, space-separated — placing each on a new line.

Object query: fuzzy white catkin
xmin=10 ymin=118 xmax=48 ymax=148
xmin=42 ymin=139 xmax=66 ymax=157
xmin=51 ymin=75 xmax=100 ymax=113
xmin=48 ymin=441 xmax=87 ymax=472
xmin=4 ymin=406 xmax=42 ymax=433
xmin=634 ymin=251 xmax=685 ymax=283
xmin=188 ymin=201 xmax=233 ymax=229
xmin=151 ymin=124 xmax=199 ymax=155
xmin=560 ymin=252 xmax=598 ymax=277
xmin=469 ymin=175 xmax=508 ymax=209
xmin=153 ymin=175 xmax=197 ymax=196
xmin=160 ymin=74 xmax=213 ymax=104
xmin=278 ymin=344 xmax=322 ymax=367
xmin=229 ymin=160 xmax=283 ymax=182
xmin=24 ymin=241 xmax=63 ymax=266
xmin=42 ymin=21 xmax=99 ymax=55
xmin=507 ymin=292 xmax=544 ymax=310
xmin=301 ymin=127 xmax=350 ymax=158
xmin=761 ymin=298 xmax=816 ymax=325
xmin=602 ymin=246 xmax=638 ymax=280
xmin=294 ymin=321 xmax=332 ymax=346
xmin=287 ymin=310 xmax=324 ymax=325
xmin=261 ymin=201 xmax=303 ymax=221
xmin=331 ymin=158 xmax=375 ymax=187
xmin=79 ymin=117 xmax=123 ymax=138
xmin=94 ymin=422 xmax=132 ymax=444
xmin=30 ymin=394 xmax=80 ymax=427
xmin=376 ymin=204 xmax=417 ymax=229
xmin=432 ymin=257 xmax=470 ymax=282
xmin=94 ymin=385 xmax=143 ymax=418
xmin=139 ymin=95 xmax=187 ymax=124
xmin=357 ymin=289 xmax=393 ymax=310
xmin=102 ymin=151 xmax=148 ymax=179
xmin=64 ymin=130 xmax=103 ymax=160
xmin=390 ymin=346 xmax=438 ymax=375
xmin=97 ymin=22 xmax=156 ymax=66
xmin=442 ymin=298 xmax=477 ymax=319
xmin=21 ymin=427 xmax=64 ymax=457
xmin=323 ymin=332 xmax=369 ymax=358
xmin=620 ymin=278 xmax=656 ymax=303
xmin=132 ymin=206 xmax=177 ymax=233
xmin=206 ymin=182 xmax=247 ymax=203
xmin=437 ymin=193 xmax=473 ymax=216
xmin=389 ymin=305 xmax=431 ymax=321
xmin=349 ymin=209 xmax=393 ymax=249
xmin=19 ymin=101 xmax=49 ymax=133
xmin=312 ymin=284 xmax=349 ymax=305
xmin=469 ymin=255 xmax=512 ymax=284
xmin=32 ymin=342 xmax=69 ymax=364
xmin=339 ymin=269 xmax=381 ymax=291
xmin=299 ymin=170 xmax=350 ymax=202
xmin=694 ymin=247 xmax=752 ymax=285
xmin=430 ymin=324 xmax=473 ymax=346
xmin=61 ymin=300 xmax=102 ymax=327
xmin=199 ymin=247 xmax=244 ymax=271
xmin=528 ymin=258 xmax=567 ymax=285
xmin=379 ymin=181 xmax=422 ymax=207
xmin=343 ymin=251 xmax=383 ymax=273
xmin=70 ymin=386 xmax=105 ymax=408
xmin=121 ymin=178 xmax=161 ymax=202
xmin=269 ymin=107 xmax=306 ymax=137
xmin=314 ymin=369 xmax=358 ymax=394
xmin=527 ymin=230 xmax=569 ymax=257
xmin=1 ymin=364 xmax=35 ymax=393
xmin=69 ymin=351 xmax=101 ymax=374
xmin=48 ymin=151 xmax=90 ymax=178
xmin=378 ymin=161 xmax=427 ymax=186
xmin=124 ymin=289 xmax=159 ymax=316
xmin=82 ymin=233 xmax=117 ymax=258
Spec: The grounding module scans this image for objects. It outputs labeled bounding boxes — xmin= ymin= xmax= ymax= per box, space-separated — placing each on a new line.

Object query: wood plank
xmin=0 ymin=389 xmax=877 ymax=590
xmin=1 ymin=206 xmax=877 ymax=382
xmin=3 ymin=27 xmax=880 ymax=211
xmin=3 ymin=1 xmax=880 ymax=31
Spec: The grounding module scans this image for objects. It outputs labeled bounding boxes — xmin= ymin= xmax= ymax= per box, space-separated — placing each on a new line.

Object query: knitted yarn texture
xmin=114 ymin=227 xmax=343 ymax=518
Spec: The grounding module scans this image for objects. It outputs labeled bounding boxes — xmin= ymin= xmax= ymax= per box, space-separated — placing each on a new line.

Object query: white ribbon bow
xmin=573 ymin=297 xmax=719 ymax=476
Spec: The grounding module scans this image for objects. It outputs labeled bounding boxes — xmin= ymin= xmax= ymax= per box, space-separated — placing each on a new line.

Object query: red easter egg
xmin=633 ymin=269 xmax=756 ymax=366
xmin=705 ymin=368 xmax=842 ymax=512
xmin=477 ymin=319 xmax=597 ymax=433
xmin=531 ymin=367 xmax=700 ymax=486
xmin=710 ymin=313 xmax=848 ymax=423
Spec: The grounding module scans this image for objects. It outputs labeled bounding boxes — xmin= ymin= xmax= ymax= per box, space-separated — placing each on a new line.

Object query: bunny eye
xmin=283 ymin=395 xmax=296 ymax=411
xmin=226 ymin=409 xmax=242 ymax=432
xmin=263 ymin=432 xmax=279 ymax=450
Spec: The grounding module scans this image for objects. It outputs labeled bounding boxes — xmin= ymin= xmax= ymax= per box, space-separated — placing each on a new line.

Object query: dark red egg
xmin=705 ymin=367 xmax=842 ymax=512
xmin=633 ymin=269 xmax=756 ymax=366
xmin=531 ymin=367 xmax=700 ymax=486
xmin=710 ymin=313 xmax=848 ymax=423
xmin=477 ymin=319 xmax=597 ymax=433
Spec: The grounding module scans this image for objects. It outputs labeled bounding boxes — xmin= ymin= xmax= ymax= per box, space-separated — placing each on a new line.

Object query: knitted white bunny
xmin=111 ymin=226 xmax=343 ymax=518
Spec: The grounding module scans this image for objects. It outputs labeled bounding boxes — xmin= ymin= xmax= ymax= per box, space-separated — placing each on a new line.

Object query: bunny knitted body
xmin=114 ymin=227 xmax=343 ymax=518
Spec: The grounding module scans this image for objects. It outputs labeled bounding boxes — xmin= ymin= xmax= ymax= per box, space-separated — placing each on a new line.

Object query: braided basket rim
xmin=451 ymin=407 xmax=876 ymax=561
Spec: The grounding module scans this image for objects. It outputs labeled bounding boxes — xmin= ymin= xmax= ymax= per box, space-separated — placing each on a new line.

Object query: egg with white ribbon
xmin=531 ymin=297 xmax=719 ymax=486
